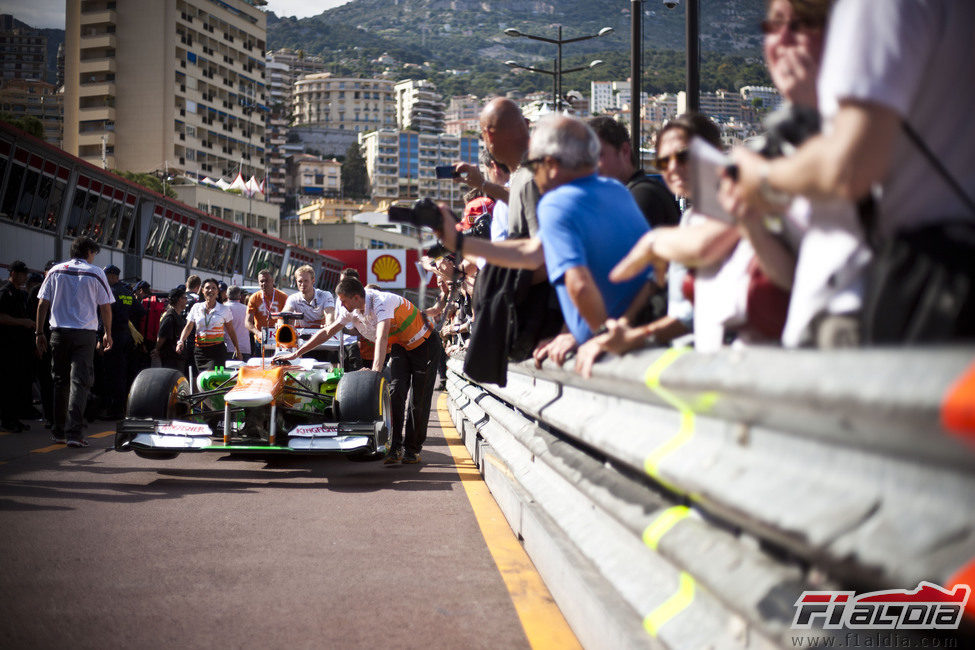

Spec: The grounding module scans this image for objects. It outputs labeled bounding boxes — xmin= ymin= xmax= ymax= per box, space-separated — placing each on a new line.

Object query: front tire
xmin=335 ymin=370 xmax=391 ymax=461
xmin=122 ymin=368 xmax=190 ymax=460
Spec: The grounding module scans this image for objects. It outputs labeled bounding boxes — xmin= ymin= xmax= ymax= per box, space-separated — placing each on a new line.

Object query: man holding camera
xmin=276 ymin=277 xmax=441 ymax=465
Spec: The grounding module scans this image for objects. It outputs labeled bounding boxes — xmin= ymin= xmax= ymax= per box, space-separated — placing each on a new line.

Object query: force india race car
xmin=114 ymin=314 xmax=391 ymax=461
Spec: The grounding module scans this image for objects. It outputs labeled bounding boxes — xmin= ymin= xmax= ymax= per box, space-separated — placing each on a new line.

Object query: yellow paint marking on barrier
xmin=644 ymin=571 xmax=696 ymax=637
xmin=643 ymin=348 xmax=696 ymax=485
xmin=643 ymin=506 xmax=691 ymax=550
xmin=436 ymin=394 xmax=581 ymax=650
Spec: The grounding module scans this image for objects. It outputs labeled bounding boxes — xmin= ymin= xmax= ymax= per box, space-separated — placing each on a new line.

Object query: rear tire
xmin=124 ymin=368 xmax=190 ymax=460
xmin=335 ymin=370 xmax=391 ymax=461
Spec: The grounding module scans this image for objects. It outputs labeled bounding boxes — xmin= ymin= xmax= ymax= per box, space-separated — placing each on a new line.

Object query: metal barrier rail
xmin=444 ymin=346 xmax=975 ymax=649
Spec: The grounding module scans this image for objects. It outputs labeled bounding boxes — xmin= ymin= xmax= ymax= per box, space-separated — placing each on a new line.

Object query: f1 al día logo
xmin=792 ymin=582 xmax=970 ymax=630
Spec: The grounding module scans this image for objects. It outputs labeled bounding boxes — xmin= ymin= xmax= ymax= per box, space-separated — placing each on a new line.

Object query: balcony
xmin=78 ymin=131 xmax=115 ymax=148
xmin=78 ymin=105 xmax=115 ymax=121
xmin=79 ymin=57 xmax=115 ymax=75
xmin=78 ymin=82 xmax=114 ymax=97
xmin=79 ymin=9 xmax=116 ymax=25
xmin=80 ymin=33 xmax=117 ymax=50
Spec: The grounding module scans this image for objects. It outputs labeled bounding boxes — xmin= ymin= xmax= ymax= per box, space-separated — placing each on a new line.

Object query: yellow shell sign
xmin=371 ymin=254 xmax=402 ymax=282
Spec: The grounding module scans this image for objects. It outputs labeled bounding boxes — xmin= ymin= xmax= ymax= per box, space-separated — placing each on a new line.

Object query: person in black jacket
xmin=0 ymin=260 xmax=35 ymax=431
xmin=588 ymin=116 xmax=680 ymax=229
xmin=154 ymin=286 xmax=187 ymax=372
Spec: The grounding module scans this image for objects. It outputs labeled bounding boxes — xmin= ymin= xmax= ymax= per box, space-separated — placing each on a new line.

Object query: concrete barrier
xmin=444 ymin=346 xmax=975 ymax=648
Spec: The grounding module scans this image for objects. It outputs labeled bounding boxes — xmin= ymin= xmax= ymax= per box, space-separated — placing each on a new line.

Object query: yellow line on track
xmin=31 ymin=444 xmax=64 ymax=454
xmin=436 ymin=393 xmax=581 ymax=650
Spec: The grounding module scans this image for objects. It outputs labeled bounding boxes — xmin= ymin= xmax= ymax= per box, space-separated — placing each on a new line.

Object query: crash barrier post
xmin=444 ymin=346 xmax=975 ymax=649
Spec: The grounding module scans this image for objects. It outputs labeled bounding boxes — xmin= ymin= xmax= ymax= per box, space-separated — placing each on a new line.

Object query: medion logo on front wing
xmin=792 ymin=582 xmax=970 ymax=631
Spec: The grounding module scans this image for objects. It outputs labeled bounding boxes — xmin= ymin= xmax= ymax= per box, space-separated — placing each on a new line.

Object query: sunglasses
xmin=653 ymin=148 xmax=690 ymax=171
xmin=523 ymin=156 xmax=554 ymax=172
xmin=760 ymin=16 xmax=819 ymax=35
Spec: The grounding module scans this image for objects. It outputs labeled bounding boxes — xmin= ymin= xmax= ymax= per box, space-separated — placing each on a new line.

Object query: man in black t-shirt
xmin=588 ymin=116 xmax=680 ymax=228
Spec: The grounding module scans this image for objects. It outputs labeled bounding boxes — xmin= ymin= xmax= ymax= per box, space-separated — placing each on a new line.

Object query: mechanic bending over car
xmin=176 ymin=277 xmax=241 ymax=371
xmin=276 ymin=277 xmax=442 ymax=465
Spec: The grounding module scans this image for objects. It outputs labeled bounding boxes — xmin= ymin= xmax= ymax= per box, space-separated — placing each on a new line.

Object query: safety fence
xmin=443 ymin=346 xmax=975 ymax=649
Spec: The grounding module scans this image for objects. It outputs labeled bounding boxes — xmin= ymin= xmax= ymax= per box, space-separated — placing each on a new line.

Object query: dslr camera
xmin=387 ymin=197 xmax=443 ymax=230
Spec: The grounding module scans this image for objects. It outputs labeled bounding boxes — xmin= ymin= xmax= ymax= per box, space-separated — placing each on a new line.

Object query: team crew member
xmin=282 ymin=265 xmax=335 ymax=327
xmin=35 ymin=236 xmax=115 ymax=448
xmin=277 ymin=278 xmax=442 ymax=464
xmin=246 ymin=269 xmax=288 ymax=354
xmin=176 ymin=278 xmax=241 ymax=371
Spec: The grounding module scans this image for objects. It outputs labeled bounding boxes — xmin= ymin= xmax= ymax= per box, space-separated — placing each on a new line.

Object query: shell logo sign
xmin=368 ymin=250 xmax=406 ymax=287
xmin=371 ymin=254 xmax=402 ymax=282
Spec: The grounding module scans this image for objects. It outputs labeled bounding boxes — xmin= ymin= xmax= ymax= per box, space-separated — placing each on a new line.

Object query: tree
xmin=0 ymin=112 xmax=43 ymax=139
xmin=341 ymin=142 xmax=369 ymax=200
xmin=112 ymin=170 xmax=177 ymax=198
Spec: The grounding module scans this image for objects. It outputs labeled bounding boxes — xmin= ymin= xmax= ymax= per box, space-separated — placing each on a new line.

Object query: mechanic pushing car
xmin=276 ymin=277 xmax=441 ymax=465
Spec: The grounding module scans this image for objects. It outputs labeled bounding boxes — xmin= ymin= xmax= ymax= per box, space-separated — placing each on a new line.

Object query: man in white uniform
xmin=35 ymin=236 xmax=114 ymax=447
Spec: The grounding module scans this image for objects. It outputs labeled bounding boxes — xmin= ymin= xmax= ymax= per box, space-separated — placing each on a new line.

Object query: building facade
xmin=393 ymin=79 xmax=445 ymax=134
xmin=359 ymin=128 xmax=478 ymax=209
xmin=0 ymin=15 xmax=47 ymax=82
xmin=292 ymin=73 xmax=395 ymax=133
xmin=172 ymin=181 xmax=279 ymax=236
xmin=63 ymin=0 xmax=268 ymax=182
xmin=0 ymin=79 xmax=62 ymax=145
xmin=265 ymin=48 xmax=327 ymax=208
xmin=285 ymin=153 xmax=341 ymax=198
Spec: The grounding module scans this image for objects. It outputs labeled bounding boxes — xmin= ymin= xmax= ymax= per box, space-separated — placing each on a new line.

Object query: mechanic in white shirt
xmin=224 ymin=285 xmax=251 ymax=360
xmin=282 ymin=264 xmax=335 ymax=328
xmin=35 ymin=236 xmax=115 ymax=448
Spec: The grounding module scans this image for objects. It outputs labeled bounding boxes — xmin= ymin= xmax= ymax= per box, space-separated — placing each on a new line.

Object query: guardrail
xmin=444 ymin=346 xmax=975 ymax=649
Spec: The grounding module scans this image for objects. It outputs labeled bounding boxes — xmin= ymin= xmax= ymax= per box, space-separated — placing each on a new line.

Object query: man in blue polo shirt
xmin=36 ymin=236 xmax=114 ymax=447
xmin=529 ymin=114 xmax=650 ymax=361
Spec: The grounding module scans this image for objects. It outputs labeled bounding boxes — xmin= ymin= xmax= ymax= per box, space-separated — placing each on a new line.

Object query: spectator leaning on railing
xmin=438 ymin=114 xmax=652 ymax=367
xmin=719 ymin=0 xmax=975 ymax=344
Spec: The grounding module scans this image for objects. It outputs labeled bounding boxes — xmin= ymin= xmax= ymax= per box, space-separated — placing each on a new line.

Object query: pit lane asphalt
xmin=0 ymin=392 xmax=566 ymax=649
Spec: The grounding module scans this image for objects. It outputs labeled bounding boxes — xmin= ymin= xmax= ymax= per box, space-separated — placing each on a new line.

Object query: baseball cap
xmin=9 ymin=260 xmax=28 ymax=273
xmin=103 ymin=264 xmax=121 ymax=275
xmin=218 ymin=281 xmax=228 ymax=292
xmin=134 ymin=280 xmax=150 ymax=292
xmin=168 ymin=286 xmax=186 ymax=303
xmin=458 ymin=196 xmax=494 ymax=232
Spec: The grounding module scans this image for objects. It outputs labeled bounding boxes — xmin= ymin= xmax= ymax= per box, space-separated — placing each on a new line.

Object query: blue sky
xmin=0 ymin=0 xmax=352 ymax=30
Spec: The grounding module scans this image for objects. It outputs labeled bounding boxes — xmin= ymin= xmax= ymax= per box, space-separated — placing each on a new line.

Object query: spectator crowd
xmin=1 ymin=0 xmax=972 ymax=454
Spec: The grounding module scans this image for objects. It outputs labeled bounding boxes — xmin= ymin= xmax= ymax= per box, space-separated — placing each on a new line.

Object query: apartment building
xmin=0 ymin=15 xmax=46 ymax=81
xmin=393 ymin=79 xmax=444 ymax=134
xmin=359 ymin=128 xmax=478 ymax=209
xmin=292 ymin=73 xmax=396 ymax=133
xmin=265 ymin=49 xmax=327 ymax=208
xmin=285 ymin=153 xmax=341 ymax=198
xmin=0 ymin=79 xmax=62 ymax=145
xmin=64 ymin=0 xmax=269 ymax=187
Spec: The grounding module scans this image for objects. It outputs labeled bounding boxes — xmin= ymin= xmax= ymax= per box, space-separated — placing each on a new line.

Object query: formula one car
xmin=115 ymin=314 xmax=390 ymax=461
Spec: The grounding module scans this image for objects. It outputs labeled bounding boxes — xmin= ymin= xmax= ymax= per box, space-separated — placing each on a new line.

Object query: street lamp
xmin=505 ymin=59 xmax=605 ymax=113
xmin=504 ymin=25 xmax=614 ymax=114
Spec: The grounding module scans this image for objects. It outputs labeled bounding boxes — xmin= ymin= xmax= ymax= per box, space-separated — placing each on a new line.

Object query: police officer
xmin=100 ymin=265 xmax=142 ymax=419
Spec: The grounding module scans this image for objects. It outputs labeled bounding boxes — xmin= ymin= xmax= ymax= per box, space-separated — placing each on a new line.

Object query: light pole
xmin=505 ymin=59 xmax=605 ymax=113
xmin=504 ymin=25 xmax=614 ymax=112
